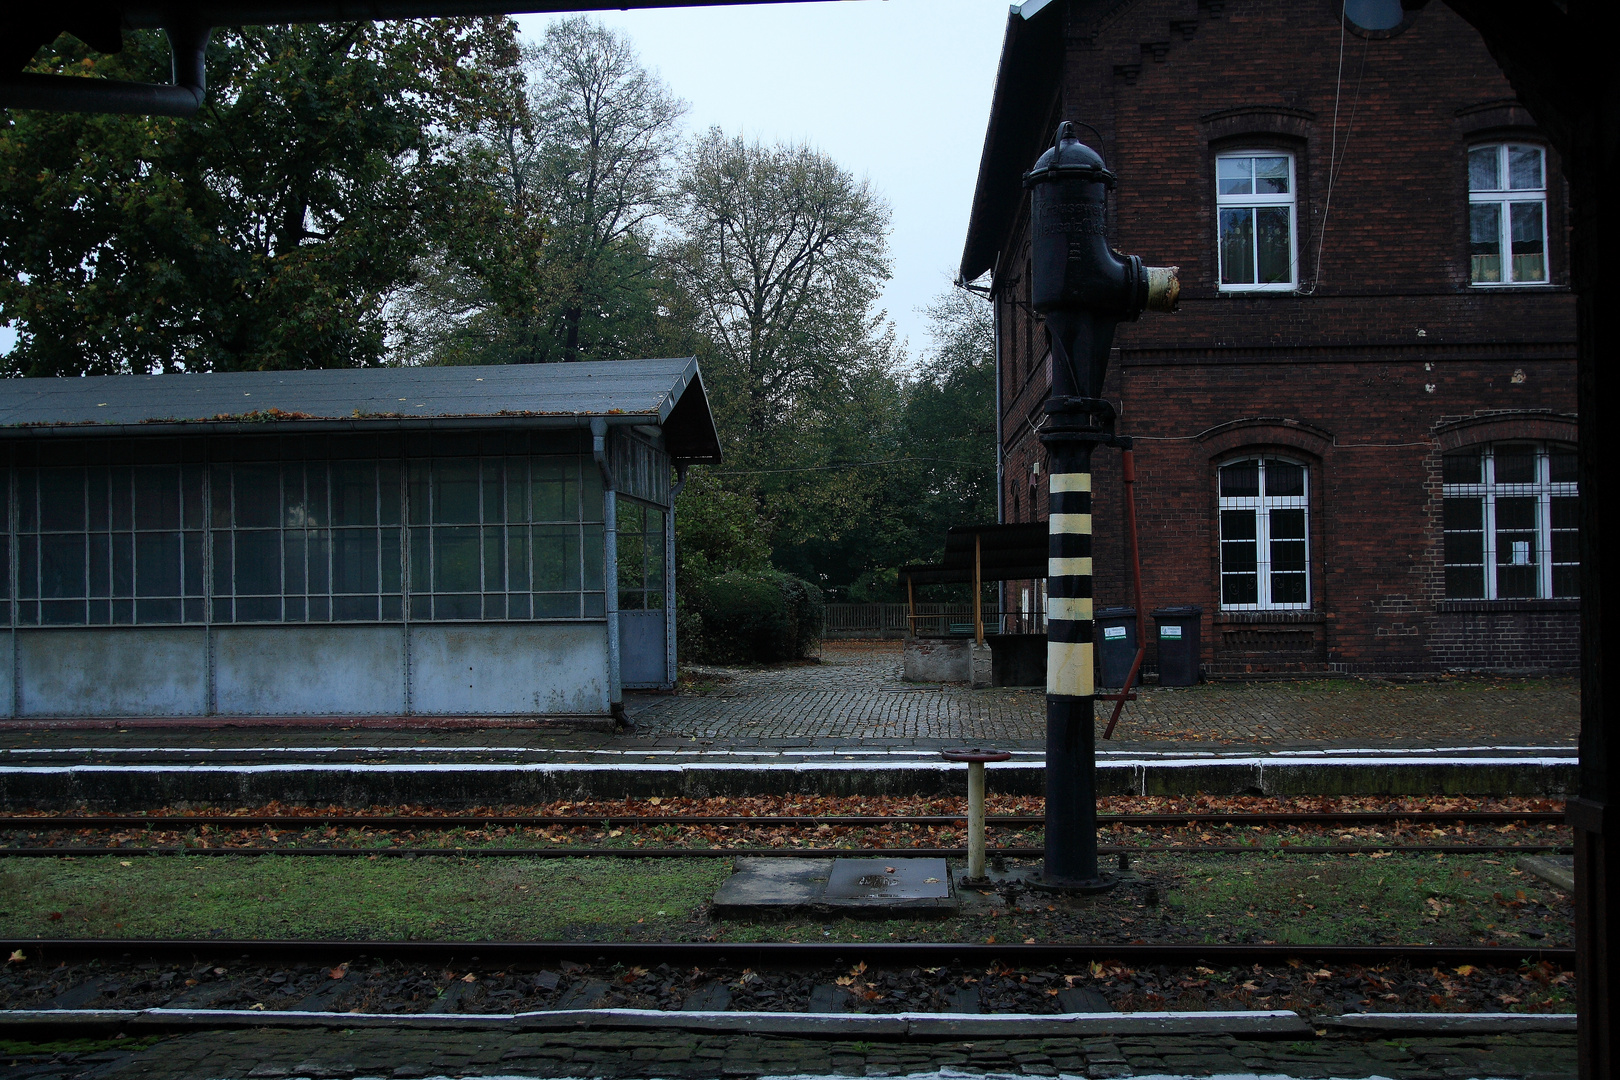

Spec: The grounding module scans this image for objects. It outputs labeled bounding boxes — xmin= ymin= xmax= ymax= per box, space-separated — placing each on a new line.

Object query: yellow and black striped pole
xmin=1040 ymin=442 xmax=1109 ymax=889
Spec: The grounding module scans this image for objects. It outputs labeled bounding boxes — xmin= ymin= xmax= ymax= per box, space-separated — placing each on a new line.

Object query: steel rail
xmin=0 ymin=843 xmax=1573 ymax=858
xmin=0 ymin=937 xmax=1575 ymax=969
xmin=0 ymin=811 xmax=1566 ymax=831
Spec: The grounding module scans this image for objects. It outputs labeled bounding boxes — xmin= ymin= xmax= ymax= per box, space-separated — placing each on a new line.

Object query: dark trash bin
xmin=1096 ymin=606 xmax=1140 ymax=688
xmin=1152 ymin=605 xmax=1203 ymax=687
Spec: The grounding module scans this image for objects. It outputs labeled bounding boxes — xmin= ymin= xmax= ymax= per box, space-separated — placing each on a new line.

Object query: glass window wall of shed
xmin=3 ymin=434 xmax=616 ymax=628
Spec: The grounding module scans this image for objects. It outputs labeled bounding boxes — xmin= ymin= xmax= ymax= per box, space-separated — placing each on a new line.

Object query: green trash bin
xmin=1152 ymin=606 xmax=1202 ymax=686
xmin=1096 ymin=606 xmax=1140 ymax=688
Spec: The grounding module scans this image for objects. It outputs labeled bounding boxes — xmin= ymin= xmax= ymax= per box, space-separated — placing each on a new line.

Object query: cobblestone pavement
xmin=0 ymin=1026 xmax=1578 ymax=1079
xmin=621 ymin=641 xmax=1580 ymax=751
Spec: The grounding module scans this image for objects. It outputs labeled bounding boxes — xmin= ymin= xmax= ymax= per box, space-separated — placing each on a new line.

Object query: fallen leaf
xmin=461 ymin=973 xmax=477 ymax=983
xmin=8 ymin=950 xmax=24 ymax=963
xmin=119 ymin=860 xmax=132 ymax=867
xmin=1455 ymin=965 xmax=1476 ymax=976
xmin=329 ymin=964 xmax=348 ymax=980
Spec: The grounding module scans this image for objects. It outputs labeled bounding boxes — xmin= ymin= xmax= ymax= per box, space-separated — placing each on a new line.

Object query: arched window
xmin=1442 ymin=442 xmax=1577 ymax=599
xmin=1218 ymin=456 xmax=1310 ymax=610
xmin=1216 ymin=151 xmax=1297 ymax=291
xmin=1468 ymin=143 xmax=1549 ymax=285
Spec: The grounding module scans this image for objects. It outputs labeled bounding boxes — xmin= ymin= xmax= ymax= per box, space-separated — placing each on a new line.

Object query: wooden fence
xmin=824 ymin=603 xmax=1029 ymax=639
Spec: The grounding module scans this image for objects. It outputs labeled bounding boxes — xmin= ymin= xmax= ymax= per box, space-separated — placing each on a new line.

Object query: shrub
xmin=687 ymin=569 xmax=824 ymax=664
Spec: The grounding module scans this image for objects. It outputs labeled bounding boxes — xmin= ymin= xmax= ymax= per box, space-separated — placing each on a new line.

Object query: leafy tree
xmin=394 ymin=16 xmax=685 ymax=366
xmin=1 ymin=19 xmax=521 ymax=374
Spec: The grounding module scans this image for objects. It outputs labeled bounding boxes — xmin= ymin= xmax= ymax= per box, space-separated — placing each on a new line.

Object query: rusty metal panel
xmin=15 ymin=628 xmax=207 ymax=717
xmin=408 ymin=623 xmax=608 ymax=715
xmin=213 ymin=626 xmax=406 ymax=716
xmin=619 ymin=609 xmax=666 ymax=689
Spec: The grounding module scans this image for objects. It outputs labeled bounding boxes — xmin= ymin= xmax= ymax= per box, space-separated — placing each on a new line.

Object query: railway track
xmin=0 ymin=843 xmax=1572 ymax=857
xmin=0 ymin=810 xmax=1566 ymax=830
xmin=0 ymin=936 xmax=1575 ymax=968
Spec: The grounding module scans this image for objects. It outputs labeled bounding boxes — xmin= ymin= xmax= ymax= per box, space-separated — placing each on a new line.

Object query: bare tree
xmin=671 ymin=130 xmax=892 ymax=438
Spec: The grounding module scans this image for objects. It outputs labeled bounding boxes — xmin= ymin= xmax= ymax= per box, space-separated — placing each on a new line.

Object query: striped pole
xmin=1041 ymin=440 xmax=1110 ymax=890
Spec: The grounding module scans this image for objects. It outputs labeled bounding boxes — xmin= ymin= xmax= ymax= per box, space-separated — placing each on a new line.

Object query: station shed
xmin=0 ymin=358 xmax=720 ymax=724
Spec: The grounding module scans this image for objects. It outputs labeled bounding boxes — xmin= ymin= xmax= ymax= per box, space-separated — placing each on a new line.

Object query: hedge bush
xmin=685 ymin=569 xmax=824 ymax=664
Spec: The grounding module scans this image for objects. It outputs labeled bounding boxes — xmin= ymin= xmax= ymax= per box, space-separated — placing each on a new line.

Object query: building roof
xmin=0 ymin=357 xmax=722 ymax=463
xmin=959 ymin=0 xmax=1066 ymax=285
xmin=900 ymin=522 xmax=1048 ymax=585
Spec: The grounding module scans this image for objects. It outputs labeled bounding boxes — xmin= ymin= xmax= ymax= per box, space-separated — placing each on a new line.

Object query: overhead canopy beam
xmin=1 ymin=0 xmax=849 ymax=115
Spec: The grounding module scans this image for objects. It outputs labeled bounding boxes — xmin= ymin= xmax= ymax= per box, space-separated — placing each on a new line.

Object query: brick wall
xmin=985 ymin=0 xmax=1578 ymax=675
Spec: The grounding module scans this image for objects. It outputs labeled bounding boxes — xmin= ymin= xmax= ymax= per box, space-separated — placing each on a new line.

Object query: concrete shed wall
xmin=5 ymin=622 xmax=609 ymax=719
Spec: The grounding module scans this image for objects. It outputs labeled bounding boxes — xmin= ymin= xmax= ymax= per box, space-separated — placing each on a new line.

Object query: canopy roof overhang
xmin=899 ymin=522 xmax=1047 ymax=586
xmin=0 ymin=357 xmax=723 ymax=464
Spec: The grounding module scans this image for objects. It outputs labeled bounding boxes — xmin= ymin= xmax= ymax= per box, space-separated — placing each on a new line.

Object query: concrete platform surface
xmin=0 ymin=643 xmax=1581 ymax=806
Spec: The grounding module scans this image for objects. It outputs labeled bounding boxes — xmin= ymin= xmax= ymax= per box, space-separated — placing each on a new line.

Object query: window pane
xmin=1270 ymin=509 xmax=1306 ymax=543
xmin=1443 ymin=529 xmax=1483 ymax=566
xmin=1468 ymin=146 xmax=1499 ymax=192
xmin=235 ymin=531 xmax=281 ymax=595
xmin=333 ymin=529 xmax=381 ymax=594
xmin=507 ymin=532 xmax=531 ymax=592
xmin=1264 ymin=460 xmax=1304 ymax=497
xmin=1469 ymin=203 xmax=1502 ymax=283
xmin=1443 ymin=496 xmax=1482 ymax=531
xmin=1553 ymin=566 xmax=1579 ymax=598
xmin=1217 ymin=156 xmax=1253 ymax=195
xmin=1494 ymin=495 xmax=1538 ymax=599
xmin=1254 ymin=156 xmax=1289 ymax=194
xmin=39 ymin=469 xmax=85 ymax=532
xmin=1508 ymin=145 xmax=1543 ymax=190
xmin=1270 ymin=538 xmax=1306 ymax=574
xmin=1493 ymin=444 xmax=1536 ymax=484
xmin=284 ymin=532 xmax=307 ymax=594
xmin=135 ymin=466 xmax=181 ymax=531
xmin=1549 ymin=447 xmax=1578 ymax=483
xmin=135 ymin=533 xmax=181 ymax=598
xmin=434 ymin=460 xmax=480 ymax=524
xmin=433 ymin=526 xmax=480 ymax=592
xmin=483 ymin=459 xmax=505 ymax=524
xmin=331 ymin=462 xmax=378 ymax=526
xmin=1218 ymin=208 xmax=1255 ymax=285
xmin=436 ymin=594 xmax=480 ymax=620
xmin=535 ymin=593 xmax=581 ymax=619
xmin=182 ymin=465 xmax=205 ymax=530
xmin=40 ymin=535 xmax=86 ymax=599
xmin=1550 ymin=495 xmax=1579 ymax=531
xmin=583 ymin=525 xmax=604 ymax=590
xmin=1446 ymin=565 xmax=1485 ymax=599
xmin=483 ymin=529 xmax=505 ymax=592
xmin=1219 ymin=460 xmax=1259 ymax=498
xmin=1271 ymin=571 xmax=1307 ymax=605
xmin=1509 ymin=202 xmax=1545 ymax=282
xmin=334 ymin=595 xmax=379 ymax=622
xmin=532 ymin=458 xmax=579 ymax=522
xmin=1222 ymin=573 xmax=1258 ymax=606
xmin=1255 ymin=207 xmax=1291 ymax=284
xmin=533 ymin=526 xmax=581 ymax=591
xmin=231 ymin=464 xmax=279 ymax=529
xmin=1220 ymin=509 xmax=1257 ymax=546
xmin=377 ymin=461 xmax=401 ymax=526
xmin=1443 ymin=451 xmax=1482 ymax=485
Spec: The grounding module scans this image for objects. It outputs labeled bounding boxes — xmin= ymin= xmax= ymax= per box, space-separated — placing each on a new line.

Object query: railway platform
xmin=0 ymin=642 xmax=1581 ymax=809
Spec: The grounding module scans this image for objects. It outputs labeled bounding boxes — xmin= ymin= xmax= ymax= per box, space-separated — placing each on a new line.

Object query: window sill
xmin=1213 ymin=610 xmax=1324 ymax=624
xmin=1436 ymin=599 xmax=1579 ymax=613
xmin=1466 ymin=282 xmax=1562 ymax=291
xmin=1216 ymin=286 xmax=1300 ymax=296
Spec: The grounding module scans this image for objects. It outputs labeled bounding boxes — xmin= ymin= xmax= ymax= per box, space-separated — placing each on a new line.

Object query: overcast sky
xmin=522 ymin=0 xmax=1012 ymax=362
xmin=1 ymin=1 xmax=1010 ymax=363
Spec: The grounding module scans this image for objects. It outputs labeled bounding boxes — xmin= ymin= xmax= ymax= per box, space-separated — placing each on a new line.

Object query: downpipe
xmin=664 ymin=464 xmax=689 ymax=691
xmin=591 ymin=418 xmax=627 ymax=728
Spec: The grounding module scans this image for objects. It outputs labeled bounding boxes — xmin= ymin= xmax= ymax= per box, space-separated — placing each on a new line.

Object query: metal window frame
xmin=10 ymin=462 xmax=207 ymax=627
xmin=1467 ymin=143 xmax=1550 ymax=286
xmin=1217 ymin=456 xmax=1312 ymax=611
xmin=1214 ymin=151 xmax=1298 ymax=292
xmin=1442 ymin=443 xmax=1578 ymax=599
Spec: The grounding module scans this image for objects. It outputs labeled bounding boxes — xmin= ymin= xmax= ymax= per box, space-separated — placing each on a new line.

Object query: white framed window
xmin=1468 ymin=143 xmax=1549 ymax=285
xmin=1442 ymin=442 xmax=1577 ymax=599
xmin=1218 ymin=457 xmax=1310 ymax=610
xmin=1216 ymin=152 xmax=1297 ymax=291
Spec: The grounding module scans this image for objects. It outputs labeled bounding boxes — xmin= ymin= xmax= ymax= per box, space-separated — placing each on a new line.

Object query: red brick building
xmin=962 ymin=0 xmax=1579 ymax=676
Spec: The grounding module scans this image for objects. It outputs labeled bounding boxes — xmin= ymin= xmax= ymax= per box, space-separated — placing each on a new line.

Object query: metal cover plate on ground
xmin=824 ymin=859 xmax=951 ymax=901
xmin=711 ymin=857 xmax=957 ymax=919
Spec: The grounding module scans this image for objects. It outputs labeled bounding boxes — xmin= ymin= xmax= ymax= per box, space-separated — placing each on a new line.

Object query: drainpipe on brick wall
xmin=591 ymin=418 xmax=625 ymax=725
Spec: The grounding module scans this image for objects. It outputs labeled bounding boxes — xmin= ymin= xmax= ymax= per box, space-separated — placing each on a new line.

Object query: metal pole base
xmin=1030 ymin=871 xmax=1119 ymax=895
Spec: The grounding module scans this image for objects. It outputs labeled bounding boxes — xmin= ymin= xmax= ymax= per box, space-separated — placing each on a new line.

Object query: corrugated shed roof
xmin=0 ymin=358 xmax=722 ymax=462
